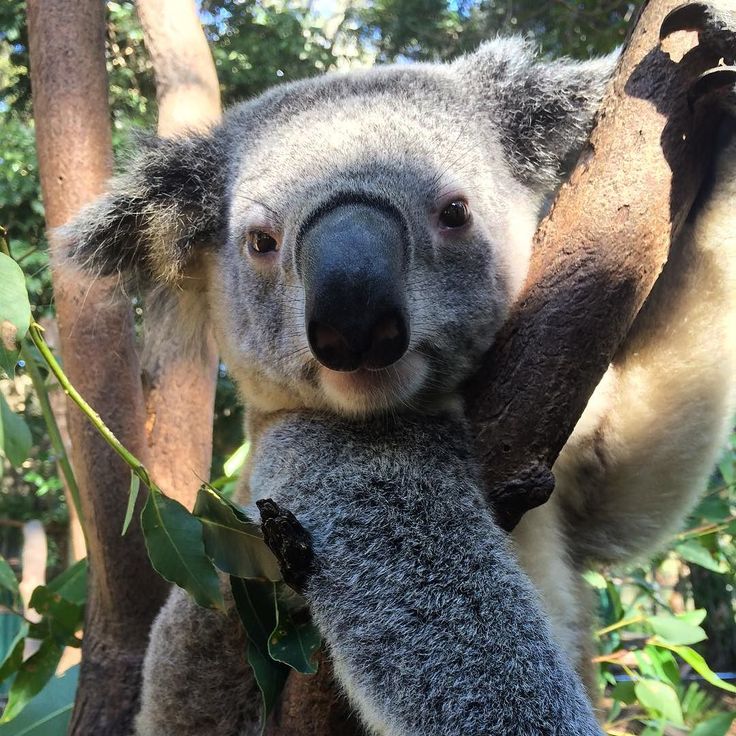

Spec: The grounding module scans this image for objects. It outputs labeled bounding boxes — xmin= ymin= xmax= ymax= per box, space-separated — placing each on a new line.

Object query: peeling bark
xmin=26 ymin=3 xmax=169 ymax=733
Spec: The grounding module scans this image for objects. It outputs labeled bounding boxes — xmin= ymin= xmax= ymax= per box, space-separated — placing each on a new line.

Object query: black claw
xmin=257 ymin=498 xmax=316 ymax=594
xmin=688 ymin=65 xmax=736 ymax=109
xmin=660 ymin=2 xmax=710 ymax=39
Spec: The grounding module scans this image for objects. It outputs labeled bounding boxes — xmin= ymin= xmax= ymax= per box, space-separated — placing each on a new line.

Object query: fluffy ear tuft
xmin=59 ymin=131 xmax=227 ymax=285
xmin=453 ymin=37 xmax=619 ymax=192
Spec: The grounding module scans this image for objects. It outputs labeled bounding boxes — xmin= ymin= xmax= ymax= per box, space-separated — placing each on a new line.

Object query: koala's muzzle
xmin=301 ymin=203 xmax=409 ymax=372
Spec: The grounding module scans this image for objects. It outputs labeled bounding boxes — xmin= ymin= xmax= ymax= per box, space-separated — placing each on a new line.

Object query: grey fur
xmin=62 ymin=29 xmax=736 ymax=736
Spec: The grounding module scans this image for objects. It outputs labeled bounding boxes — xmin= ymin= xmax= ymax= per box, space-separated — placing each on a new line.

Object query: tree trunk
xmin=26 ymin=3 xmax=169 ymax=734
xmin=267 ymin=0 xmax=727 ymax=731
xmin=136 ymin=0 xmax=221 ymax=512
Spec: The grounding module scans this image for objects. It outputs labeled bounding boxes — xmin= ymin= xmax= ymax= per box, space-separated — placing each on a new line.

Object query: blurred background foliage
xmin=1 ymin=1 xmax=735 ymax=733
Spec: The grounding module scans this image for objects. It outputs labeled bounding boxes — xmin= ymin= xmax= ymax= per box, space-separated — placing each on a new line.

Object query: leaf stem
xmin=26 ymin=322 xmax=154 ymax=490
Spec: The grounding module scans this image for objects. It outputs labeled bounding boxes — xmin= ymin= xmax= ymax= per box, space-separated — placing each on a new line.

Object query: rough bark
xmin=26 ymin=3 xmax=169 ymax=734
xmin=463 ymin=0 xmax=725 ymax=531
xmin=267 ymin=1 xmax=727 ymax=731
xmin=136 ymin=0 xmax=221 ymax=511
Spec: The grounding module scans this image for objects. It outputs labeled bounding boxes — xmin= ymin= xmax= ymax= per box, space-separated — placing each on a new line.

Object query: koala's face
xmin=209 ymin=68 xmax=538 ymax=416
xmin=67 ymin=39 xmax=611 ymax=417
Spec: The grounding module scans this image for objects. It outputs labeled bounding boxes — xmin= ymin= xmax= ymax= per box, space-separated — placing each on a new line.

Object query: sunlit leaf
xmin=223 ymin=441 xmax=250 ymax=478
xmin=231 ymin=576 xmax=288 ymax=729
xmin=651 ymin=642 xmax=736 ymax=693
xmin=647 ymin=613 xmax=706 ymax=646
xmin=0 ymin=394 xmax=32 ymax=467
xmin=269 ymin=583 xmax=320 ymax=674
xmin=141 ymin=488 xmax=224 ymax=610
xmin=0 ymin=639 xmax=63 ymax=723
xmin=634 ymin=679 xmax=683 ymax=726
xmin=194 ymin=485 xmax=281 ymax=581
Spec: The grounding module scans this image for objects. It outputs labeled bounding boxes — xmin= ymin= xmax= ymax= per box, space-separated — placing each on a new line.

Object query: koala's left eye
xmin=438 ymin=200 xmax=471 ymax=229
xmin=247 ymin=230 xmax=280 ymax=254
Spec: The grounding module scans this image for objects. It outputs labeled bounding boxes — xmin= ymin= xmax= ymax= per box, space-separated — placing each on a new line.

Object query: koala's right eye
xmin=247 ymin=230 xmax=280 ymax=254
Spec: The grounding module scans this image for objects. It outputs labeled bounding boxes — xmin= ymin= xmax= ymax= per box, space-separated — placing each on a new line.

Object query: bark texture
xmin=463 ymin=0 xmax=725 ymax=531
xmin=26 ymin=3 xmax=169 ymax=734
xmin=137 ymin=0 xmax=221 ymax=511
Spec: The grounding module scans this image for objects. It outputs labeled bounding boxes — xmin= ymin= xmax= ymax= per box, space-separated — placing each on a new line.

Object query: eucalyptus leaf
xmin=0 ymin=625 xmax=27 ymax=683
xmin=141 ymin=488 xmax=224 ymax=610
xmin=675 ymin=540 xmax=722 ymax=573
xmin=0 ymin=639 xmax=63 ymax=724
xmin=45 ymin=559 xmax=87 ymax=607
xmin=0 ymin=394 xmax=32 ymax=467
xmin=122 ymin=472 xmax=141 ymax=536
xmin=0 ymin=252 xmax=31 ymax=378
xmin=194 ymin=485 xmax=282 ymax=581
xmin=647 ymin=614 xmax=706 ymax=646
xmin=269 ymin=582 xmax=320 ymax=674
xmin=652 ymin=642 xmax=736 ymax=693
xmin=634 ymin=679 xmax=684 ymax=726
xmin=0 ymin=665 xmax=78 ymax=736
xmin=28 ymin=586 xmax=84 ymax=647
xmin=691 ymin=712 xmax=736 ymax=736
xmin=0 ymin=555 xmax=18 ymax=598
xmin=231 ymin=576 xmax=288 ymax=728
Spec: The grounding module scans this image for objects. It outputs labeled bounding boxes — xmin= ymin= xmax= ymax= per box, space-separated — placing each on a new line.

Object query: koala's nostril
xmin=308 ymin=321 xmax=362 ymax=372
xmin=363 ymin=312 xmax=409 ymax=370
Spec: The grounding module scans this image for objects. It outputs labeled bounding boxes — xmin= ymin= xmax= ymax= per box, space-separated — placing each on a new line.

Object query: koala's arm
xmin=555 ymin=130 xmax=736 ymax=563
xmin=254 ymin=416 xmax=603 ymax=736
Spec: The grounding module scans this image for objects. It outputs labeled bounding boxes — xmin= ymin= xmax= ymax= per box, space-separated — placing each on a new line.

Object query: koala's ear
xmin=61 ymin=132 xmax=226 ymax=285
xmin=453 ymin=37 xmax=619 ymax=192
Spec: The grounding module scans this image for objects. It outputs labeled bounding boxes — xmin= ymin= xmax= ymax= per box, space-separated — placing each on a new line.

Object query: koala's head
xmin=65 ymin=38 xmax=614 ymax=417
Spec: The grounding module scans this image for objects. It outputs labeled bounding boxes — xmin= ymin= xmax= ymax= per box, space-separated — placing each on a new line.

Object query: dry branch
xmin=268 ymin=0 xmax=727 ymax=731
xmin=26 ymin=2 xmax=169 ymax=733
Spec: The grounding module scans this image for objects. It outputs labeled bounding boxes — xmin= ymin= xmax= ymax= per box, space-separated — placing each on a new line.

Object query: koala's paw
xmin=660 ymin=2 xmax=736 ymax=110
xmin=257 ymin=498 xmax=316 ymax=594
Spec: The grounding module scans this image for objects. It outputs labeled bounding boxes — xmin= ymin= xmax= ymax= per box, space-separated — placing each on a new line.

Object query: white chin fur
xmin=318 ymin=351 xmax=429 ymax=416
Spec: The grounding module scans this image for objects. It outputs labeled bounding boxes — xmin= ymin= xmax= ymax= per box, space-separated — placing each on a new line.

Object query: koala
xmin=64 ymin=12 xmax=736 ymax=736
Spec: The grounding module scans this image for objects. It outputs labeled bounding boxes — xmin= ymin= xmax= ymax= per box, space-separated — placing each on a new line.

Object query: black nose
xmin=300 ymin=202 xmax=410 ymax=372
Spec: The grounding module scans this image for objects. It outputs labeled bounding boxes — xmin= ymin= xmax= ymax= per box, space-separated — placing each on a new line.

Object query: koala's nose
xmin=300 ymin=202 xmax=410 ymax=372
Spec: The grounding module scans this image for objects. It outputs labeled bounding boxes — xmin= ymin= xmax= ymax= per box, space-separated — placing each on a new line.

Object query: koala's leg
xmin=555 ymin=126 xmax=736 ymax=563
xmin=134 ymin=585 xmax=261 ymax=736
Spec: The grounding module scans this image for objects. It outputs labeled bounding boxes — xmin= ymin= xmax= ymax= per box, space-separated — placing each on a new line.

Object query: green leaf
xmin=610 ymin=680 xmax=636 ymax=705
xmin=0 ymin=665 xmax=78 ymax=736
xmin=0 ymin=639 xmax=63 ymax=723
xmin=223 ymin=441 xmax=250 ymax=478
xmin=141 ymin=488 xmax=224 ymax=610
xmin=0 ymin=625 xmax=28 ymax=683
xmin=28 ymin=587 xmax=83 ymax=647
xmin=676 ymin=609 xmax=706 ymax=627
xmin=582 ymin=570 xmax=607 ymax=590
xmin=647 ymin=613 xmax=706 ymax=646
xmin=269 ymin=583 xmax=320 ymax=674
xmin=45 ymin=559 xmax=87 ymax=607
xmin=122 ymin=472 xmax=141 ymax=536
xmin=675 ymin=540 xmax=722 ymax=572
xmin=0 ymin=394 xmax=32 ymax=467
xmin=691 ymin=712 xmax=736 ymax=736
xmin=0 ymin=555 xmax=19 ymax=598
xmin=0 ymin=252 xmax=31 ymax=377
xmin=231 ymin=576 xmax=288 ymax=728
xmin=652 ymin=642 xmax=736 ymax=693
xmin=193 ymin=485 xmax=282 ymax=581
xmin=634 ymin=679 xmax=684 ymax=726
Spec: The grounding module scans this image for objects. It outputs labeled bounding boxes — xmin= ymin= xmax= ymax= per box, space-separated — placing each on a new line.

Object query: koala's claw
xmin=660 ymin=2 xmax=710 ymax=38
xmin=660 ymin=2 xmax=736 ymax=61
xmin=689 ymin=65 xmax=736 ymax=108
xmin=257 ymin=498 xmax=316 ymax=594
